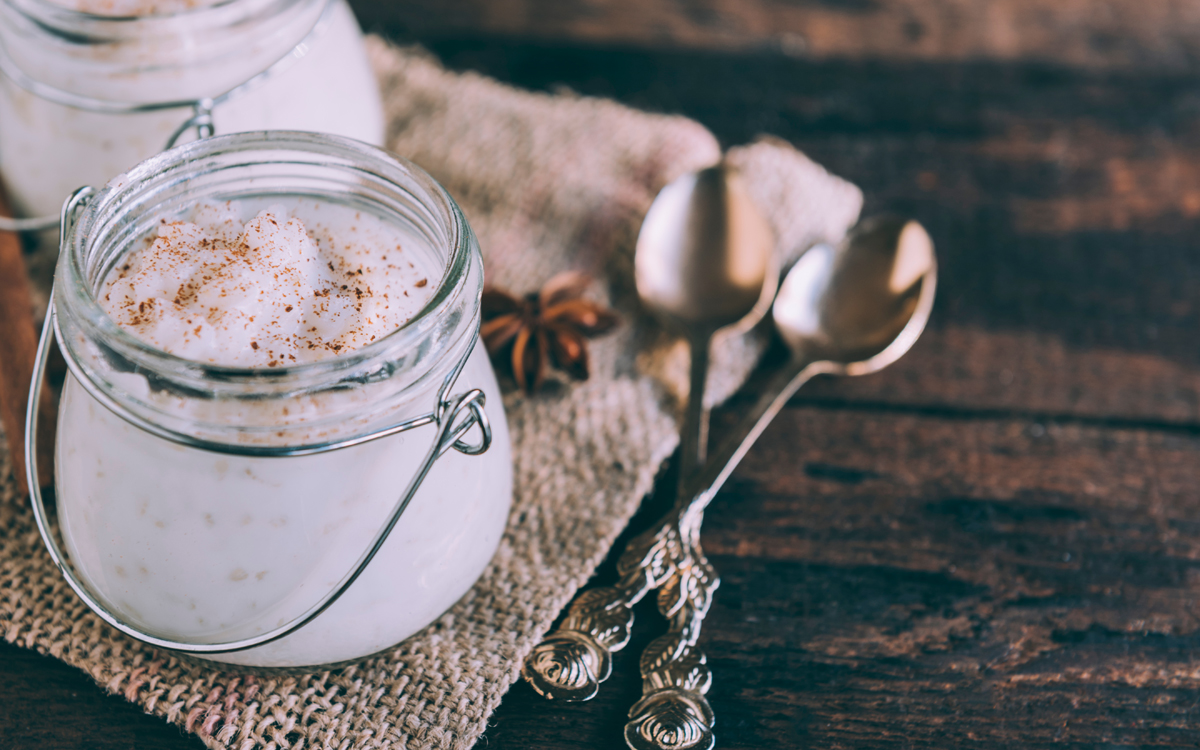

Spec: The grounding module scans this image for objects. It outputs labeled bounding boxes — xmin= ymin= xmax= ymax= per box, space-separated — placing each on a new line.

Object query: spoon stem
xmin=678 ymin=333 xmax=712 ymax=489
xmin=682 ymin=355 xmax=832 ymax=511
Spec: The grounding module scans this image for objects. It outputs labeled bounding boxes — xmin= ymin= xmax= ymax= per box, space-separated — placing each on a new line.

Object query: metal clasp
xmin=165 ymin=98 xmax=216 ymax=150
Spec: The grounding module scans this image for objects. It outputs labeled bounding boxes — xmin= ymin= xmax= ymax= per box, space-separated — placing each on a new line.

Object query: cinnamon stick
xmin=0 ymin=182 xmax=54 ymax=495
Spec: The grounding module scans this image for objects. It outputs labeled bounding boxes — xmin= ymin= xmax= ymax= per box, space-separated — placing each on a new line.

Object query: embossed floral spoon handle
xmin=622 ymin=345 xmax=826 ymax=749
xmin=521 ymin=163 xmax=774 ymax=702
xmin=519 ymin=476 xmax=696 ymax=701
xmin=523 ymin=350 xmax=820 ymax=741
xmin=624 ymin=496 xmax=719 ymax=750
xmin=520 ymin=337 xmax=815 ymax=705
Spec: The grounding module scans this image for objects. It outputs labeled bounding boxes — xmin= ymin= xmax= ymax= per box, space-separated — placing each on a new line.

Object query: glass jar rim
xmin=3 ymin=0 xmax=300 ymax=29
xmin=57 ymin=130 xmax=478 ymax=400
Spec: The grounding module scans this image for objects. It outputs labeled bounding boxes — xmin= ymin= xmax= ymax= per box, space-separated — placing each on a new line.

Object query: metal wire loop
xmin=441 ymin=389 xmax=493 ymax=457
xmin=165 ymin=99 xmax=216 ymax=150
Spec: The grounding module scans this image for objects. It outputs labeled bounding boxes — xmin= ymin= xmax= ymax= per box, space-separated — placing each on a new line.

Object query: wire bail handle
xmin=165 ymin=99 xmax=216 ymax=150
xmin=25 ymin=187 xmax=493 ymax=654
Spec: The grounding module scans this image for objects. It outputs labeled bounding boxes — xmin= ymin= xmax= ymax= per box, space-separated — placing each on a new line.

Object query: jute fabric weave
xmin=0 ymin=39 xmax=861 ymax=749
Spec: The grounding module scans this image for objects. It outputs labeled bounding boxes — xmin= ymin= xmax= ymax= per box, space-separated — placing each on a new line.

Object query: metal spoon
xmin=522 ymin=162 xmax=774 ymax=701
xmin=634 ymin=162 xmax=776 ymax=486
xmin=624 ymin=215 xmax=937 ymax=750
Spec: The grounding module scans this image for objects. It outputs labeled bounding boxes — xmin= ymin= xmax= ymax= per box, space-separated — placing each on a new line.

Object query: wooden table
xmin=7 ymin=1 xmax=1200 ymax=747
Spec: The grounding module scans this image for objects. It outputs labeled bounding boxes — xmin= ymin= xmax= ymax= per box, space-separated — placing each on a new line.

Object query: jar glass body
xmin=0 ymin=0 xmax=384 ymax=218
xmin=51 ymin=132 xmax=512 ymax=668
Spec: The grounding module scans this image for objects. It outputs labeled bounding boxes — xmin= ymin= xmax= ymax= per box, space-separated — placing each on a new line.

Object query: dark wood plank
xmin=8 ymin=4 xmax=1200 ymax=749
xmin=416 ymin=38 xmax=1200 ymax=424
xmin=0 ymin=640 xmax=199 ymax=749
xmin=486 ymin=405 xmax=1200 ymax=748
xmin=352 ymin=0 xmax=1200 ymax=72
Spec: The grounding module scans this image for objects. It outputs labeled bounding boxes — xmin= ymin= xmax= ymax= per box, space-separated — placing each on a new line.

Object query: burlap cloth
xmin=0 ymin=39 xmax=861 ymax=749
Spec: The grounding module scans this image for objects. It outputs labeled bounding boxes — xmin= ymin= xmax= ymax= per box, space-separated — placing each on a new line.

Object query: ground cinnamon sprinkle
xmin=0 ymin=181 xmax=54 ymax=494
xmin=101 ymin=200 xmax=434 ymax=368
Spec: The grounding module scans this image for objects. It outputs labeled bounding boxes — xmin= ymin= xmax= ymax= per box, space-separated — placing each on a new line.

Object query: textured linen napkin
xmin=0 ymin=38 xmax=861 ymax=750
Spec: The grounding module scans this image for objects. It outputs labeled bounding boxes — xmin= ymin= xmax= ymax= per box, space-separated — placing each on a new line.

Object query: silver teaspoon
xmin=635 ymin=162 xmax=776 ymax=483
xmin=624 ymin=215 xmax=937 ymax=750
xmin=522 ymin=162 xmax=774 ymax=702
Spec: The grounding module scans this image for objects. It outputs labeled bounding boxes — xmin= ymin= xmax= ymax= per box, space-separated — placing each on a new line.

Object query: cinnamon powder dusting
xmin=100 ymin=201 xmax=433 ymax=367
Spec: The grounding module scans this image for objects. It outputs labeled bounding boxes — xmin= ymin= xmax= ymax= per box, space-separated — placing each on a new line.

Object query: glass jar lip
xmin=3 ymin=0 xmax=293 ymax=26
xmin=58 ymin=131 xmax=476 ymax=390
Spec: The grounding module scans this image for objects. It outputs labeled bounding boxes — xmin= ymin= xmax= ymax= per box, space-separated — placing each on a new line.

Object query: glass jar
xmin=0 ymin=0 xmax=383 ymax=221
xmin=38 ymin=131 xmax=512 ymax=668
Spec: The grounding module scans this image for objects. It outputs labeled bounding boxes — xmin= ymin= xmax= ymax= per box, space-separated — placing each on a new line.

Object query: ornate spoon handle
xmin=524 ymin=322 xmax=717 ymax=701
xmin=522 ymin=358 xmax=820 ymax=703
xmin=625 ymin=503 xmax=718 ymax=750
xmin=620 ymin=360 xmax=826 ymax=749
xmin=521 ymin=501 xmax=688 ymax=700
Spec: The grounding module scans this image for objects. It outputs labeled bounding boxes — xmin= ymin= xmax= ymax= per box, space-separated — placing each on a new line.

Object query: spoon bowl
xmin=635 ymin=162 xmax=776 ymax=479
xmin=635 ymin=163 xmax=776 ymax=333
xmin=689 ymin=215 xmax=937 ymax=505
xmin=773 ymin=215 xmax=936 ymax=374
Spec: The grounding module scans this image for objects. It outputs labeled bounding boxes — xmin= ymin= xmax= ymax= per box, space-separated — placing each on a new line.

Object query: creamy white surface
xmin=0 ymin=0 xmax=384 ymax=218
xmin=55 ymin=199 xmax=513 ymax=667
xmin=100 ymin=201 xmax=432 ymax=367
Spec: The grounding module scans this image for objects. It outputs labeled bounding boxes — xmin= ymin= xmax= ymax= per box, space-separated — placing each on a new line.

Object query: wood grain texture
xmin=422 ymin=39 xmax=1200 ymax=423
xmin=484 ymin=406 xmax=1200 ymax=748
xmin=353 ymin=0 xmax=1200 ymax=72
xmin=0 ymin=187 xmax=52 ymax=495
xmin=6 ymin=1 xmax=1200 ymax=748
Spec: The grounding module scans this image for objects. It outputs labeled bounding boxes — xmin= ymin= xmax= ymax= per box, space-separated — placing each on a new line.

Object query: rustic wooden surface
xmin=6 ymin=0 xmax=1200 ymax=747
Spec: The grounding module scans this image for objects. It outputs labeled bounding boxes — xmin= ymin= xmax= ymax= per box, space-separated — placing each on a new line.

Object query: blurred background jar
xmin=0 ymin=0 xmax=384 ymax=221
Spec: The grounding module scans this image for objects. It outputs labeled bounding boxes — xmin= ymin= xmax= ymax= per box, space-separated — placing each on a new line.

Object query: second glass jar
xmin=0 ymin=0 xmax=384 ymax=219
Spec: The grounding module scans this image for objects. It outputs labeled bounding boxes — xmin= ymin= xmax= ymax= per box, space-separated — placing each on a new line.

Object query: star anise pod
xmin=481 ymin=271 xmax=619 ymax=394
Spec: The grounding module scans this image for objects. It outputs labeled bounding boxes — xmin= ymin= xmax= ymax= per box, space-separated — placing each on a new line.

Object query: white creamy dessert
xmin=101 ymin=201 xmax=433 ymax=366
xmin=54 ymin=197 xmax=513 ymax=667
xmin=0 ymin=0 xmax=384 ymax=219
